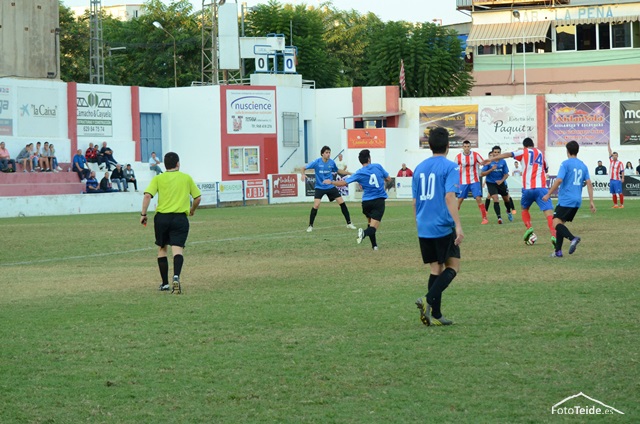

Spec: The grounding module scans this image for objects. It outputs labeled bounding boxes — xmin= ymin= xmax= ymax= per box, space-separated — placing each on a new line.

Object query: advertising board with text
xmin=419 ymin=105 xmax=478 ymax=149
xmin=77 ymin=91 xmax=113 ymax=137
xmin=245 ymin=179 xmax=267 ymax=199
xmin=347 ymin=129 xmax=386 ymax=149
xmin=547 ymin=102 xmax=610 ymax=147
xmin=271 ymin=174 xmax=298 ymax=198
xmin=226 ymin=89 xmax=276 ymax=134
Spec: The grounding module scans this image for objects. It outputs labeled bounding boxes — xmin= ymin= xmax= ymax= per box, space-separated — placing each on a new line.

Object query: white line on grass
xmin=1 ymin=217 xmax=414 ymax=267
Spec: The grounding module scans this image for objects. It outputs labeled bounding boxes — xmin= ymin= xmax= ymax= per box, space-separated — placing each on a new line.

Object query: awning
xmin=466 ymin=21 xmax=551 ymax=46
xmin=556 ymin=14 xmax=640 ymax=26
xmin=339 ymin=111 xmax=405 ymax=120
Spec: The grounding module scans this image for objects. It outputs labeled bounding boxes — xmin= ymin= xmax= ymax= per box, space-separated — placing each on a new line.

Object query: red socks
xmin=478 ymin=204 xmax=487 ymax=218
xmin=522 ymin=209 xmax=532 ymax=229
xmin=546 ymin=215 xmax=556 ymax=237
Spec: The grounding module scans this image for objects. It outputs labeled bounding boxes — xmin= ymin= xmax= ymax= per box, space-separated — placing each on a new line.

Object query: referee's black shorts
xmin=487 ymin=182 xmax=509 ymax=197
xmin=419 ymin=231 xmax=460 ymax=265
xmin=154 ymin=212 xmax=190 ymax=248
xmin=314 ymin=187 xmax=342 ymax=201
xmin=361 ymin=198 xmax=386 ymax=222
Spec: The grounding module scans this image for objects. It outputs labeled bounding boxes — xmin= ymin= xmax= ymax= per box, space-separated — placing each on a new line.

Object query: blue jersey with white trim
xmin=305 ymin=157 xmax=338 ymax=190
xmin=345 ymin=163 xmax=389 ymax=201
xmin=412 ymin=156 xmax=459 ymax=238
xmin=556 ymin=157 xmax=590 ymax=208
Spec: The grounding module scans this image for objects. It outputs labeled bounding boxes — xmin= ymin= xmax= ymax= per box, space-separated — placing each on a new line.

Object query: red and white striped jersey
xmin=455 ymin=151 xmax=484 ymax=184
xmin=512 ymin=148 xmax=548 ymax=189
xmin=609 ymin=158 xmax=624 ymax=181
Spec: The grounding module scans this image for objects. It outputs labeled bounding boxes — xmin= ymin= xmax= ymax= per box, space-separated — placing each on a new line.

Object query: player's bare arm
xmin=190 ymin=196 xmax=201 ymax=216
xmin=542 ymin=178 xmax=562 ymax=202
xmin=445 ymin=191 xmax=464 ymax=245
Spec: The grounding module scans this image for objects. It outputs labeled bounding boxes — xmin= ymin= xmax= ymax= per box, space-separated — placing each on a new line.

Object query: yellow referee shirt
xmin=144 ymin=171 xmax=202 ymax=214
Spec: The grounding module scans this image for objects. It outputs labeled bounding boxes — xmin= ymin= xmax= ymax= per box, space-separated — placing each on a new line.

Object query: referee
xmin=141 ymin=152 xmax=201 ymax=294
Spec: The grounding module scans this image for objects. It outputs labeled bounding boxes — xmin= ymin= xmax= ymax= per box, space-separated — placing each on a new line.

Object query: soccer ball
xmin=525 ymin=232 xmax=538 ymax=246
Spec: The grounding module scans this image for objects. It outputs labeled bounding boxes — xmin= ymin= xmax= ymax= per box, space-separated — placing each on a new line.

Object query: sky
xmin=61 ymin=0 xmax=471 ymax=26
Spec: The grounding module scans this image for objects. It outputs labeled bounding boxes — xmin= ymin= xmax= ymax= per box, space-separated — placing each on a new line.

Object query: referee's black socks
xmin=157 ymin=257 xmax=169 ymax=285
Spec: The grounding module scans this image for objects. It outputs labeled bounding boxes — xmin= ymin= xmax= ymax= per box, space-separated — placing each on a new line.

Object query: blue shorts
xmin=521 ymin=188 xmax=553 ymax=211
xmin=609 ymin=179 xmax=622 ymax=194
xmin=457 ymin=182 xmax=482 ymax=199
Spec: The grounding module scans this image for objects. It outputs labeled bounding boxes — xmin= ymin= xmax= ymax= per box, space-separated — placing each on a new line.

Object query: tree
xmin=244 ymin=1 xmax=340 ymax=88
xmin=364 ymin=21 xmax=473 ymax=97
xmin=59 ymin=4 xmax=90 ymax=83
xmin=322 ymin=7 xmax=382 ymax=87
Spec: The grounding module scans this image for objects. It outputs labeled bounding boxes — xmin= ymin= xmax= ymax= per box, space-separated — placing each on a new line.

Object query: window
xmin=282 ymin=112 xmax=299 ymax=147
xmin=577 ymin=24 xmax=596 ymax=50
xmin=612 ymin=22 xmax=632 ymax=48
xmin=555 ymin=22 xmax=639 ymax=51
xmin=556 ymin=25 xmax=576 ymax=51
xmin=229 ymin=147 xmax=260 ymax=175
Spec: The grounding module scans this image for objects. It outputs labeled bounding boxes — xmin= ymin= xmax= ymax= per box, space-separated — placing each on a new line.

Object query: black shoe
xmin=159 ymin=283 xmax=170 ymax=291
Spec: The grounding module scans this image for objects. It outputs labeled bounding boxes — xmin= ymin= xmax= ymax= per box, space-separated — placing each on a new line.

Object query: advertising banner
xmin=396 ymin=176 xmax=413 ymax=199
xmin=620 ymin=101 xmax=640 ymax=145
xmin=271 ymin=174 xmax=298 ymax=198
xmin=478 ymin=103 xmax=536 ymax=151
xmin=305 ymin=175 xmax=315 ymax=197
xmin=547 ymin=102 xmax=610 ymax=147
xmin=245 ymin=179 xmax=267 ymax=199
xmin=419 ymin=105 xmax=478 ymax=149
xmin=218 ymin=181 xmax=244 ymax=202
xmin=196 ymin=182 xmax=218 ymax=206
xmin=17 ymin=87 xmax=60 ymax=137
xmin=347 ymin=129 xmax=386 ymax=149
xmin=77 ymin=91 xmax=113 ymax=137
xmin=227 ymin=89 xmax=276 ymax=134
xmin=623 ymin=175 xmax=640 ymax=196
xmin=0 ymin=86 xmax=13 ymax=136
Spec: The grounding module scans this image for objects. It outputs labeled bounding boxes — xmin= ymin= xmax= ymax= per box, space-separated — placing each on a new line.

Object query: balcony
xmin=457 ymin=0 xmax=570 ymax=11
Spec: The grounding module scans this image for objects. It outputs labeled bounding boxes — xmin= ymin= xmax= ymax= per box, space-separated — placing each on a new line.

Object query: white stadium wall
xmin=1 ymin=75 xmax=639 ymax=218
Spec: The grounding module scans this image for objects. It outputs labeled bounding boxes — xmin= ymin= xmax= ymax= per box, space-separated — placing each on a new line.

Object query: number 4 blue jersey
xmin=412 ymin=156 xmax=460 ymax=238
xmin=345 ymin=163 xmax=389 ymax=201
xmin=556 ymin=157 xmax=590 ymax=208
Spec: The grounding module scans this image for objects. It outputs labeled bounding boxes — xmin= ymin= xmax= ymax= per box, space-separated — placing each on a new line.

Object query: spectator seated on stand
xmin=98 ymin=141 xmax=118 ymax=171
xmin=84 ymin=171 xmax=102 ymax=193
xmin=123 ymin=164 xmax=138 ymax=191
xmin=149 ymin=152 xmax=163 ymax=175
xmin=72 ymin=149 xmax=91 ymax=181
xmin=16 ymin=143 xmax=34 ymax=173
xmin=0 ymin=141 xmax=17 ymax=173
xmin=85 ymin=143 xmax=98 ymax=164
xmin=49 ymin=143 xmax=62 ymax=172
xmin=110 ymin=164 xmax=129 ymax=192
xmin=100 ymin=171 xmax=120 ymax=192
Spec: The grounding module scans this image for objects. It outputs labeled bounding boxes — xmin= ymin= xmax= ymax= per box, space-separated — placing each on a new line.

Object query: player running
xmin=542 ymin=140 xmax=596 ymax=258
xmin=489 ymin=137 xmax=556 ymax=246
xmin=455 ymin=140 xmax=488 ymax=224
xmin=301 ymin=146 xmax=355 ymax=232
xmin=413 ymin=127 xmax=464 ymax=326
xmin=326 ymin=149 xmax=392 ymax=250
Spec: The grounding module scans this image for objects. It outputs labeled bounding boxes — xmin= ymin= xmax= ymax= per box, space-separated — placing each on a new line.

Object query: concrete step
xmin=0 ymin=182 xmax=86 ymax=196
xmin=0 ymin=170 xmax=82 ymax=184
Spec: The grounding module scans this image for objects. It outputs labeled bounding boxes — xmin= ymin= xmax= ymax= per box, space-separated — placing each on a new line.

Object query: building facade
xmin=460 ymin=0 xmax=640 ymax=95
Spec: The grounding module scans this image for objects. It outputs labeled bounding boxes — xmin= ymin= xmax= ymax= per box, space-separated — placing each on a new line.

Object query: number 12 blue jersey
xmin=556 ymin=157 xmax=590 ymax=208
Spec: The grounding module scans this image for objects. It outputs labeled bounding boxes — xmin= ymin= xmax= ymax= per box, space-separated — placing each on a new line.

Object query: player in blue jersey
xmin=542 ymin=140 xmax=596 ymax=258
xmin=325 ymin=149 xmax=392 ymax=250
xmin=413 ymin=127 xmax=464 ymax=326
xmin=481 ymin=150 xmax=512 ymax=224
xmin=302 ymin=146 xmax=355 ymax=232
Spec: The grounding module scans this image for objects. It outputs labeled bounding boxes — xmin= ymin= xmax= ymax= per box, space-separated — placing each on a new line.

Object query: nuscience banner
xmin=226 ymin=89 xmax=276 ymax=134
xmin=547 ymin=102 xmax=610 ymax=147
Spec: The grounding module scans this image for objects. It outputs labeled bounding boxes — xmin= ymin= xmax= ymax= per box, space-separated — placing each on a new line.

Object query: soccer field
xmin=1 ymin=200 xmax=637 ymax=422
